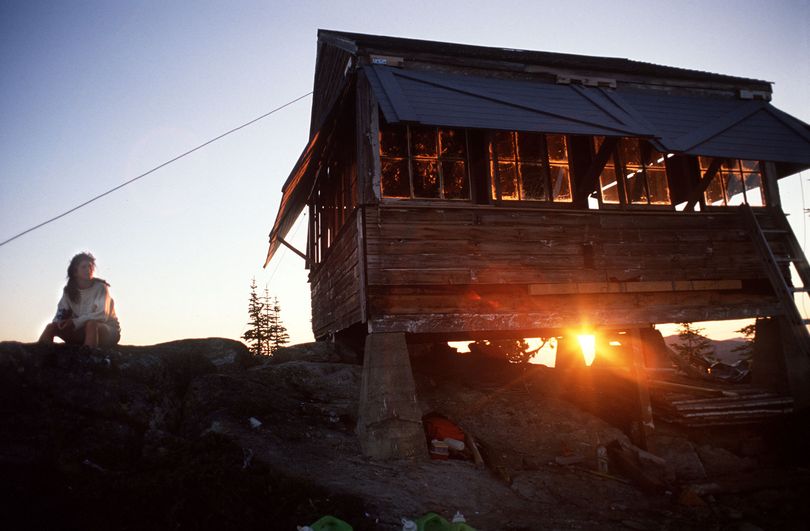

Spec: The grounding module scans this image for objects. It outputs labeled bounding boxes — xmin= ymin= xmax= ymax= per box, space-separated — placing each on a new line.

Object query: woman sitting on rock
xmin=39 ymin=252 xmax=121 ymax=349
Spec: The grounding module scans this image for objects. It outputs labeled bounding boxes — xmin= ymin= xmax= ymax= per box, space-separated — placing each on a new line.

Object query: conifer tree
xmin=242 ymin=278 xmax=268 ymax=355
xmin=261 ymin=286 xmax=272 ymax=356
xmin=731 ymin=322 xmax=756 ymax=361
xmin=672 ymin=322 xmax=715 ymax=366
xmin=267 ymin=295 xmax=290 ymax=354
xmin=469 ymin=338 xmax=531 ymax=363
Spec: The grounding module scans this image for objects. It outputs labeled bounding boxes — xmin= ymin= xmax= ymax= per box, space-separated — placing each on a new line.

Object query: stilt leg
xmin=356 ymin=332 xmax=427 ymax=460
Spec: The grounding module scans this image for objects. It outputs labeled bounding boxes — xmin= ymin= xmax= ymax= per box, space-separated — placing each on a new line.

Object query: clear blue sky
xmin=1 ymin=0 xmax=808 ymax=345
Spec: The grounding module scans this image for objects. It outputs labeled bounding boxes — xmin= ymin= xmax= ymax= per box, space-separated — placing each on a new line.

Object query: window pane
xmin=744 ymin=171 xmax=765 ymax=206
xmin=721 ymin=158 xmax=737 ymax=170
xmin=741 ymin=159 xmax=761 ymax=172
xmin=411 ymin=126 xmax=437 ymax=158
xmin=490 ymin=161 xmax=497 ymax=199
xmin=646 ymin=168 xmax=670 ymax=204
xmin=498 ymin=162 xmax=519 ymax=200
xmin=550 ymin=165 xmax=572 ymax=202
xmin=520 ymin=163 xmax=548 ymax=200
xmin=619 ymin=138 xmax=642 ymax=166
xmin=546 ymin=134 xmax=568 ymax=163
xmin=413 ymin=160 xmax=439 ymax=198
xmin=698 ymin=156 xmax=713 ymax=172
xmin=705 ymin=176 xmax=726 ymax=205
xmin=600 ymin=167 xmax=620 ymax=204
xmin=442 ymin=160 xmax=469 ymax=199
xmin=626 ymin=169 xmax=648 ymax=204
xmin=379 ymin=124 xmax=408 ymax=157
xmin=517 ymin=132 xmax=543 ymax=161
xmin=724 ymin=171 xmax=745 ymax=205
xmin=494 ymin=131 xmax=515 ymax=160
xmin=381 ymin=158 xmax=410 ymax=198
xmin=646 ymin=147 xmax=667 ymax=168
xmin=440 ymin=128 xmax=466 ymax=158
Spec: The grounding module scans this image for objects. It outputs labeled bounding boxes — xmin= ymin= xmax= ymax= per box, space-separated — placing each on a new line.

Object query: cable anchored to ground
xmin=0 ymin=91 xmax=313 ymax=249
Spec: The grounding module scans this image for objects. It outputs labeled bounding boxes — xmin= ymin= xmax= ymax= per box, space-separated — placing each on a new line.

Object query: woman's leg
xmin=83 ymin=320 xmax=99 ymax=348
xmin=38 ymin=322 xmax=58 ymax=343
xmin=83 ymin=321 xmax=119 ymax=348
xmin=39 ymin=321 xmax=84 ymax=344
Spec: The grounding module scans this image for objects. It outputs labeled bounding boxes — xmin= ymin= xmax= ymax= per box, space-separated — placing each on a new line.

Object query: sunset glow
xmin=578 ymin=334 xmax=597 ymax=366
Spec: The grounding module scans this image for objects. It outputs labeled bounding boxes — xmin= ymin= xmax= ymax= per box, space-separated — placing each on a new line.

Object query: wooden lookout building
xmin=265 ymin=30 xmax=810 ymax=458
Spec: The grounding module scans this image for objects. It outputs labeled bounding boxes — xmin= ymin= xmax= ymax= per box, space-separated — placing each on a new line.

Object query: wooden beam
xmin=528 ymin=279 xmax=742 ymax=296
xmin=576 ymin=137 xmax=618 ymax=202
xmin=356 ymin=71 xmax=381 ymax=205
xmin=277 ymin=236 xmax=308 ymax=263
xmin=628 ymin=328 xmax=654 ymax=450
xmin=763 ymin=161 xmax=781 ymax=208
xmin=684 ymin=157 xmax=722 ymax=211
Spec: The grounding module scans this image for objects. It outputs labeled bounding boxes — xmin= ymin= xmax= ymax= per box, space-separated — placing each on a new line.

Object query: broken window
xmin=489 ymin=131 xmax=572 ymax=203
xmin=594 ymin=137 xmax=671 ymax=207
xmin=379 ymin=123 xmax=471 ymax=200
xmin=701 ymin=157 xmax=765 ymax=207
xmin=310 ymin=128 xmax=358 ymax=265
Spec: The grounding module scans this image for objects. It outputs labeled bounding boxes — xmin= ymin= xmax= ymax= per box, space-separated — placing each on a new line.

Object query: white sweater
xmin=54 ymin=280 xmax=120 ymax=331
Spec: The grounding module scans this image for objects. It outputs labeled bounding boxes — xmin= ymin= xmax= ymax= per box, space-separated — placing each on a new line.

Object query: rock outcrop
xmin=2 ymin=339 xmax=808 ymax=530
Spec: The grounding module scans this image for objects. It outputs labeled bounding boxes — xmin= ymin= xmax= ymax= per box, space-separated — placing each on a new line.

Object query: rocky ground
xmin=1 ymin=338 xmax=809 ymax=530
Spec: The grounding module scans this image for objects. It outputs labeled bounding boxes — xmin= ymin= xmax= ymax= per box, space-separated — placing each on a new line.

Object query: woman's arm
xmin=53 ymin=293 xmax=72 ymax=322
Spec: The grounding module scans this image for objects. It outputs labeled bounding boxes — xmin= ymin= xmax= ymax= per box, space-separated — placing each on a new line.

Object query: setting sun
xmin=578 ymin=334 xmax=597 ymax=366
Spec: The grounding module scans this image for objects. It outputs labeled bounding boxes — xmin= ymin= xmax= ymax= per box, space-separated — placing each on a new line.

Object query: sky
xmin=1 ymin=0 xmax=809 ymax=346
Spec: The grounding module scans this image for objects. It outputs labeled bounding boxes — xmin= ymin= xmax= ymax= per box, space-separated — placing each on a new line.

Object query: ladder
xmin=741 ymin=204 xmax=810 ymax=355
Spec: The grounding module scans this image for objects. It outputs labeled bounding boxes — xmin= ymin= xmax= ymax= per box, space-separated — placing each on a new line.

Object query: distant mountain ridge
xmin=664 ymin=335 xmax=748 ymax=363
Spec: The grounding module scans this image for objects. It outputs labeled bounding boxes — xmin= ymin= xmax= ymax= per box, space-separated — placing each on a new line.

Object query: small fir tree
xmin=242 ymin=278 xmax=269 ymax=355
xmin=731 ymin=322 xmax=756 ymax=361
xmin=672 ymin=322 xmax=715 ymax=368
xmin=261 ymin=286 xmax=273 ymax=355
xmin=469 ymin=339 xmax=531 ymax=363
xmin=266 ymin=295 xmax=290 ymax=354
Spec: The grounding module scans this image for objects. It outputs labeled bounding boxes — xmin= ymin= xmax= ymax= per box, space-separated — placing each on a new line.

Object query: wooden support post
xmin=277 ymin=236 xmax=307 ymax=263
xmin=628 ymin=328 xmax=655 ymax=450
xmin=763 ymin=161 xmax=782 ymax=208
xmin=576 ymin=137 xmax=617 ymax=202
xmin=356 ymin=332 xmax=428 ymax=460
xmin=770 ymin=317 xmax=810 ymax=410
xmin=684 ymin=157 xmax=722 ymax=211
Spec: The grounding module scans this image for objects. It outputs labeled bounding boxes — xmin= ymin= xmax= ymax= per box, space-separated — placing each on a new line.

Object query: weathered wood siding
xmin=364 ymin=205 xmax=781 ymax=335
xmin=310 ymin=210 xmax=364 ymax=338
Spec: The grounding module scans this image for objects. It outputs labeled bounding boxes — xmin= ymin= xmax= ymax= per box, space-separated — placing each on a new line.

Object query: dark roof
xmin=319 ymin=29 xmax=772 ymax=91
xmin=366 ymin=65 xmax=810 ymax=166
xmin=366 ymin=65 xmax=653 ymax=137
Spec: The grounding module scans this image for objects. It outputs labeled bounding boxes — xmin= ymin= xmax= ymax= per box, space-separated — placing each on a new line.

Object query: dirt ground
xmin=2 ymin=339 xmax=809 ymax=530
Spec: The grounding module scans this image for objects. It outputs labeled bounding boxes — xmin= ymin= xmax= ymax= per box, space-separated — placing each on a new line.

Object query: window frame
xmin=488 ymin=130 xmax=574 ymax=205
xmin=379 ymin=123 xmax=473 ymax=202
xmin=309 ymin=133 xmax=358 ymax=266
xmin=594 ymin=137 xmax=673 ymax=210
xmin=700 ymin=157 xmax=767 ymax=208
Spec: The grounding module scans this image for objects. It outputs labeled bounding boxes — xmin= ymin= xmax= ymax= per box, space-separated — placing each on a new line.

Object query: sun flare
xmin=578 ymin=334 xmax=596 ymax=366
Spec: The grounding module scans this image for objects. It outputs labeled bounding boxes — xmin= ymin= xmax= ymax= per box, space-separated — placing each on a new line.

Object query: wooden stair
xmin=741 ymin=205 xmax=810 ymax=353
xmin=649 ymin=381 xmax=794 ymax=427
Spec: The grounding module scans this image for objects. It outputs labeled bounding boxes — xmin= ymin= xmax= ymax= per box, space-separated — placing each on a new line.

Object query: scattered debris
xmin=554 ymin=454 xmax=585 ymax=466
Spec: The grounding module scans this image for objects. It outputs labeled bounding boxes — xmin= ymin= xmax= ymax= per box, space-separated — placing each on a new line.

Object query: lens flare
xmin=578 ymin=334 xmax=596 ymax=366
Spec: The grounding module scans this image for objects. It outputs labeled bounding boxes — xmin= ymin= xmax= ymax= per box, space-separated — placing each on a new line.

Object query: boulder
xmin=649 ymin=435 xmax=706 ymax=481
xmin=696 ymin=444 xmax=757 ymax=477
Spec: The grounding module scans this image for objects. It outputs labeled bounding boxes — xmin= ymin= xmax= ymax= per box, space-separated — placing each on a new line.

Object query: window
xmin=310 ymin=133 xmax=357 ymax=265
xmin=595 ymin=137 xmax=671 ymax=206
xmin=701 ymin=157 xmax=765 ymax=207
xmin=379 ymin=123 xmax=470 ymax=200
xmin=489 ymin=131 xmax=572 ymax=202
